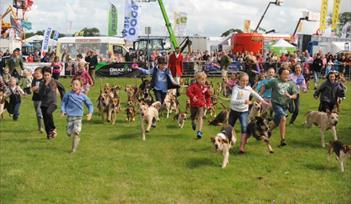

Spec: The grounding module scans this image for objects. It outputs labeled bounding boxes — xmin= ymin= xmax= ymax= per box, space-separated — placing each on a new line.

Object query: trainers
xmin=280 ymin=139 xmax=287 ymax=147
xmin=192 ymin=122 xmax=196 ymax=131
xmin=196 ymin=131 xmax=203 ymax=139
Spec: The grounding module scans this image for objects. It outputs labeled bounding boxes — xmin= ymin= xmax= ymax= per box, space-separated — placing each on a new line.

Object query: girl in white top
xmin=229 ymin=72 xmax=268 ymax=153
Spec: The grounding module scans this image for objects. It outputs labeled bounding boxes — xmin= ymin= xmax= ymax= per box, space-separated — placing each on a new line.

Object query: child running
xmin=187 ymin=72 xmax=211 ymax=139
xmin=261 ymin=67 xmax=297 ymax=146
xmin=39 ymin=66 xmax=65 ymax=139
xmin=61 ymin=78 xmax=93 ymax=153
xmin=31 ymin=67 xmax=44 ymax=133
xmin=230 ymin=72 xmax=268 ymax=153
xmin=5 ymin=77 xmax=25 ymax=121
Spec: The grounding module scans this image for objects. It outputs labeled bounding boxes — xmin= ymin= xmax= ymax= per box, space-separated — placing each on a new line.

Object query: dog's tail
xmin=220 ymin=103 xmax=227 ymax=110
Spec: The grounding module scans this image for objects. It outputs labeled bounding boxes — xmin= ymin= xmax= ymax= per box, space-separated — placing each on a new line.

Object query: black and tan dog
xmin=108 ymin=97 xmax=121 ymax=125
xmin=97 ymin=90 xmax=111 ymax=122
xmin=328 ymin=140 xmax=351 ymax=172
xmin=125 ymin=103 xmax=136 ymax=123
xmin=211 ymin=125 xmax=237 ymax=168
xmin=209 ymin=103 xmax=229 ymax=126
xmin=247 ymin=116 xmax=274 ymax=153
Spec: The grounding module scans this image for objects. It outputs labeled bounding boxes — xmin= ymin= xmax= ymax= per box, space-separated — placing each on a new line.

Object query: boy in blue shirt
xmin=132 ymin=56 xmax=179 ymax=104
xmin=61 ymin=78 xmax=93 ymax=153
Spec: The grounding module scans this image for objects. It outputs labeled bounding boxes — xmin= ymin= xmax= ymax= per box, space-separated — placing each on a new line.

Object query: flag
xmin=331 ymin=0 xmax=341 ymax=31
xmin=41 ymin=27 xmax=53 ymax=57
xmin=319 ymin=0 xmax=328 ymax=32
xmin=243 ymin=19 xmax=251 ymax=33
xmin=108 ymin=2 xmax=118 ymax=36
xmin=122 ymin=0 xmax=141 ymax=42
xmin=53 ymin=30 xmax=60 ymax=40
xmin=174 ymin=12 xmax=187 ymax=36
xmin=21 ymin=20 xmax=32 ymax=30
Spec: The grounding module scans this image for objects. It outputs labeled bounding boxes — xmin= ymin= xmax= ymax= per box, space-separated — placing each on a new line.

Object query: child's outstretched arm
xmin=61 ymin=94 xmax=68 ymax=116
xmin=84 ymin=95 xmax=94 ymax=121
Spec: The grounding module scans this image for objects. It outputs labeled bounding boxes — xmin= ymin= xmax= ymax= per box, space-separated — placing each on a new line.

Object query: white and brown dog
xmin=174 ymin=112 xmax=187 ymax=128
xmin=211 ymin=125 xmax=237 ymax=168
xmin=140 ymin=101 xmax=162 ymax=141
xmin=304 ymin=110 xmax=339 ymax=148
xmin=164 ymin=90 xmax=179 ymax=119
xmin=328 ymin=140 xmax=351 ymax=172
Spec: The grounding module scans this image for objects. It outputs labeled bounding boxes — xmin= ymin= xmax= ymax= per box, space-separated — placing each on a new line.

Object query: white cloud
xmin=2 ymin=0 xmax=350 ymax=36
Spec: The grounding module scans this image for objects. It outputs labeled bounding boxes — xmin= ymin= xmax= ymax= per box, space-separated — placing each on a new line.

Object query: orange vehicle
xmin=231 ymin=33 xmax=292 ymax=54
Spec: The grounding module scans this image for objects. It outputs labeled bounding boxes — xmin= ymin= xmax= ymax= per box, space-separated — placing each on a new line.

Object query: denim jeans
xmin=289 ymin=94 xmax=300 ymax=124
xmin=228 ymin=110 xmax=249 ymax=134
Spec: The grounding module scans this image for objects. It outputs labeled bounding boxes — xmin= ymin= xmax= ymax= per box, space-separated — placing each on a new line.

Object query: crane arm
xmin=157 ymin=0 xmax=178 ymax=50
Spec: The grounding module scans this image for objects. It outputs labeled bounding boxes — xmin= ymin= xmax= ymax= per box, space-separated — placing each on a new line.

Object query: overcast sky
xmin=2 ymin=0 xmax=351 ymax=36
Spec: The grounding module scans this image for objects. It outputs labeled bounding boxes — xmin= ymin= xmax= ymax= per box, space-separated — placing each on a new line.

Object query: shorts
xmin=66 ymin=116 xmax=82 ymax=136
xmin=190 ymin=107 xmax=204 ymax=121
xmin=272 ymin=103 xmax=288 ymax=126
xmin=228 ymin=110 xmax=249 ymax=134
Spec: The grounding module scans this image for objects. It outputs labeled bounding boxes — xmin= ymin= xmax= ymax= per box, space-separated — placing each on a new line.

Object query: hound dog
xmin=209 ymin=103 xmax=229 ymax=126
xmin=164 ymin=91 xmax=179 ymax=119
xmin=97 ymin=90 xmax=111 ymax=122
xmin=211 ymin=125 xmax=237 ymax=168
xmin=247 ymin=116 xmax=274 ymax=153
xmin=174 ymin=112 xmax=187 ymax=128
xmin=328 ymin=140 xmax=351 ymax=172
xmin=304 ymin=110 xmax=339 ymax=148
xmin=0 ymin=90 xmax=9 ymax=119
xmin=125 ymin=104 xmax=136 ymax=123
xmin=140 ymin=101 xmax=162 ymax=141
xmin=108 ymin=97 xmax=121 ymax=125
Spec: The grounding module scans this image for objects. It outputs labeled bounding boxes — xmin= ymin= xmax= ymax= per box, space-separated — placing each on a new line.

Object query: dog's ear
xmin=210 ymin=137 xmax=215 ymax=143
xmin=326 ymin=109 xmax=331 ymax=115
xmin=152 ymin=101 xmax=162 ymax=110
xmin=221 ymin=138 xmax=229 ymax=144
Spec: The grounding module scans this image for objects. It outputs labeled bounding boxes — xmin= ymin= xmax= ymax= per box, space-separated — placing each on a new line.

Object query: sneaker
xmin=196 ymin=131 xmax=203 ymax=139
xmin=280 ymin=139 xmax=287 ymax=147
xmin=192 ymin=122 xmax=196 ymax=131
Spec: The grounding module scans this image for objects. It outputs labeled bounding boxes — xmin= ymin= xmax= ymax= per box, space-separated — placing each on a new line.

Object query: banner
xmin=243 ymin=19 xmax=251 ymax=33
xmin=319 ymin=0 xmax=328 ymax=32
xmin=174 ymin=12 xmax=187 ymax=36
xmin=53 ymin=30 xmax=60 ymax=40
xmin=95 ymin=62 xmax=145 ymax=77
xmin=122 ymin=0 xmax=140 ymax=42
xmin=41 ymin=27 xmax=53 ymax=57
xmin=108 ymin=3 xmax=118 ymax=36
xmin=21 ymin=20 xmax=32 ymax=30
xmin=331 ymin=0 xmax=341 ymax=31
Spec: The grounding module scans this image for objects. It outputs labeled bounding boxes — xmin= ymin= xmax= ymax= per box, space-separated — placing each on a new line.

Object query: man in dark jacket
xmin=5 ymin=48 xmax=24 ymax=79
xmin=85 ymin=50 xmax=98 ymax=83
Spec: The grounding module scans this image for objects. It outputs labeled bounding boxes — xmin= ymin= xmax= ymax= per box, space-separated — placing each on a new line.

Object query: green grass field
xmin=1 ymin=78 xmax=350 ymax=204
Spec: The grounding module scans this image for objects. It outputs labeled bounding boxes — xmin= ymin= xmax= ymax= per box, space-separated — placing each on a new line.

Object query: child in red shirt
xmin=187 ymin=72 xmax=211 ymax=139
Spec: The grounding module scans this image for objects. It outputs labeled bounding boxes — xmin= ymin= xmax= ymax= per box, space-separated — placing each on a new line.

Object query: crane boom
xmin=157 ymin=0 xmax=178 ymax=49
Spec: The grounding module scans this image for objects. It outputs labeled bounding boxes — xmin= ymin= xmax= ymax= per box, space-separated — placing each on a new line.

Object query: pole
xmin=292 ymin=17 xmax=307 ymax=37
xmin=254 ymin=2 xmax=273 ymax=33
xmin=157 ymin=0 xmax=178 ymax=49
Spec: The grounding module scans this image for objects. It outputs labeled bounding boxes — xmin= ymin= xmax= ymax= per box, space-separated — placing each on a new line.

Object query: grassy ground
xmin=0 ymin=77 xmax=350 ymax=204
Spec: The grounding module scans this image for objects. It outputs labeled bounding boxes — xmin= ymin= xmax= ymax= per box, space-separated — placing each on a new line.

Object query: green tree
xmin=76 ymin=27 xmax=100 ymax=36
xmin=221 ymin=28 xmax=243 ymax=37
